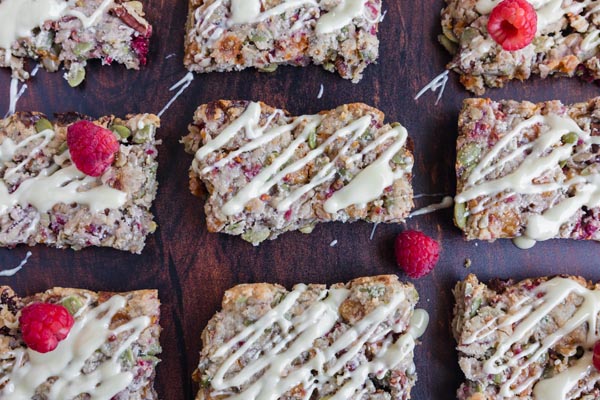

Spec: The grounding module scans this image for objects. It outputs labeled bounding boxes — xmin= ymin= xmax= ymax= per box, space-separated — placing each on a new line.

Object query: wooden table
xmin=1 ymin=1 xmax=599 ymax=399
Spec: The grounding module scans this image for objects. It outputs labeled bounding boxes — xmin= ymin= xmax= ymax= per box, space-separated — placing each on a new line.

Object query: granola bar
xmin=0 ymin=285 xmax=162 ymax=399
xmin=454 ymin=274 xmax=600 ymax=399
xmin=0 ymin=0 xmax=152 ymax=86
xmin=440 ymin=0 xmax=600 ymax=94
xmin=181 ymin=100 xmax=414 ymax=245
xmin=454 ymin=97 xmax=600 ymax=249
xmin=0 ymin=112 xmax=160 ymax=253
xmin=184 ymin=0 xmax=382 ymax=82
xmin=194 ymin=275 xmax=428 ymax=400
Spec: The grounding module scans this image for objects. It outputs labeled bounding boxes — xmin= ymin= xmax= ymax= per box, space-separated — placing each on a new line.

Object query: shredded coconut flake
xmin=329 ymin=239 xmax=338 ymax=247
xmin=157 ymin=72 xmax=194 ymax=118
xmin=414 ymin=70 xmax=449 ymax=105
xmin=317 ymin=84 xmax=324 ymax=99
xmin=0 ymin=251 xmax=32 ymax=277
xmin=165 ymin=53 xmax=176 ymax=59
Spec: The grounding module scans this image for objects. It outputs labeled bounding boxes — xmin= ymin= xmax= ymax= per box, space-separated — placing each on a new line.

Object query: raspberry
xmin=594 ymin=341 xmax=600 ymax=370
xmin=19 ymin=303 xmax=74 ymax=353
xmin=487 ymin=0 xmax=537 ymax=51
xmin=67 ymin=120 xmax=119 ymax=177
xmin=394 ymin=230 xmax=440 ymax=278
xmin=131 ymin=27 xmax=152 ymax=66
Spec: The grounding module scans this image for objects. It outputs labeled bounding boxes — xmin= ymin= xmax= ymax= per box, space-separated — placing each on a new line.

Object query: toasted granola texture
xmin=181 ymin=100 xmax=414 ymax=245
xmin=440 ymin=0 xmax=600 ymax=94
xmin=0 ymin=286 xmax=162 ymax=399
xmin=454 ymin=97 xmax=600 ymax=242
xmin=0 ymin=112 xmax=160 ymax=253
xmin=184 ymin=0 xmax=381 ymax=82
xmin=194 ymin=275 xmax=422 ymax=400
xmin=453 ymin=274 xmax=600 ymax=399
xmin=2 ymin=0 xmax=152 ymax=85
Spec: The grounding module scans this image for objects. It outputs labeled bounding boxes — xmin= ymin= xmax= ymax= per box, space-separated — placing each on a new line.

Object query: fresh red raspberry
xmin=67 ymin=120 xmax=120 ymax=177
xmin=487 ymin=0 xmax=537 ymax=51
xmin=594 ymin=341 xmax=600 ymax=370
xmin=394 ymin=230 xmax=440 ymax=278
xmin=19 ymin=303 xmax=75 ymax=353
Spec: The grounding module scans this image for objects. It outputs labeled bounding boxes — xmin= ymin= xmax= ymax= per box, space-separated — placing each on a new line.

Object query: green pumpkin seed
xmin=457 ymin=143 xmax=482 ymax=167
xmin=454 ymin=202 xmax=467 ymax=229
xmin=299 ymin=224 xmax=315 ymax=234
xmin=111 ymin=124 xmax=131 ymax=139
xmin=259 ymin=64 xmax=278 ymax=73
xmin=66 ymin=67 xmax=86 ymax=87
xmin=34 ymin=118 xmax=53 ymax=133
xmin=308 ymin=130 xmax=317 ymax=149
xmin=133 ymin=124 xmax=153 ymax=143
xmin=241 ymin=229 xmax=270 ymax=244
xmin=561 ymin=132 xmax=579 ymax=145
xmin=73 ymin=42 xmax=93 ymax=57
xmin=61 ymin=295 xmax=84 ymax=315
xmin=120 ymin=347 xmax=135 ymax=366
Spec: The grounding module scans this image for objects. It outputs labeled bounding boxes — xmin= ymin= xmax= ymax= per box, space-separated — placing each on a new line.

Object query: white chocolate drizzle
xmin=1 ymin=295 xmax=150 ymax=399
xmin=66 ymin=0 xmax=114 ymax=29
xmin=0 ymin=129 xmax=127 ymax=215
xmin=157 ymin=72 xmax=195 ymax=118
xmin=0 ymin=251 xmax=31 ymax=277
xmin=207 ymin=284 xmax=428 ymax=399
xmin=192 ymin=102 xmax=411 ymax=217
xmin=209 ymin=0 xmax=369 ymax=35
xmin=455 ymin=113 xmax=600 ymax=248
xmin=465 ymin=277 xmax=600 ymax=399
xmin=409 ymin=195 xmax=454 ymax=218
xmin=414 ymin=70 xmax=449 ymax=105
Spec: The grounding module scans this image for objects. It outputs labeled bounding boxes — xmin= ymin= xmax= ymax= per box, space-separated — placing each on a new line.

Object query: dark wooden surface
xmin=1 ymin=1 xmax=600 ymax=399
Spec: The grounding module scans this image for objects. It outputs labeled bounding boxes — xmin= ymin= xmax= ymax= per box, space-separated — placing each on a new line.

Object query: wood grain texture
xmin=1 ymin=0 xmax=600 ymax=399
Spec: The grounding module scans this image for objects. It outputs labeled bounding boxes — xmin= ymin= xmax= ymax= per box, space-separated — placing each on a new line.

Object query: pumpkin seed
xmin=34 ymin=118 xmax=53 ymax=133
xmin=111 ymin=124 xmax=131 ymax=139
xmin=454 ymin=202 xmax=467 ymax=229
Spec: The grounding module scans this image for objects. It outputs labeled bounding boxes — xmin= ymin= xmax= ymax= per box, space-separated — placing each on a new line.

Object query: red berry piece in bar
xmin=67 ymin=121 xmax=120 ymax=177
xmin=19 ymin=303 xmax=75 ymax=353
xmin=394 ymin=230 xmax=440 ymax=278
xmin=487 ymin=0 xmax=537 ymax=51
xmin=594 ymin=341 xmax=600 ymax=370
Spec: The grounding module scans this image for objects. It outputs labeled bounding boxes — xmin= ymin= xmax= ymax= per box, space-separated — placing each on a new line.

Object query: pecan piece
xmin=111 ymin=4 xmax=150 ymax=36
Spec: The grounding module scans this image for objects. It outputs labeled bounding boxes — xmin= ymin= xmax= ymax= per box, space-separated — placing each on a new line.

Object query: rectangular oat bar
xmin=194 ymin=275 xmax=429 ymax=400
xmin=181 ymin=100 xmax=414 ymax=245
xmin=454 ymin=274 xmax=600 ymax=399
xmin=454 ymin=97 xmax=600 ymax=249
xmin=184 ymin=0 xmax=382 ymax=82
xmin=0 ymin=0 xmax=152 ymax=86
xmin=440 ymin=0 xmax=600 ymax=94
xmin=0 ymin=112 xmax=160 ymax=253
xmin=0 ymin=286 xmax=162 ymax=399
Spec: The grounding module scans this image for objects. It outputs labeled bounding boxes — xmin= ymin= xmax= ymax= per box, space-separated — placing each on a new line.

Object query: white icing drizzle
xmin=0 ymin=251 xmax=31 ymax=277
xmin=4 ymin=77 xmax=27 ymax=119
xmin=157 ymin=72 xmax=194 ymax=118
xmin=0 ymin=130 xmax=127 ymax=214
xmin=409 ymin=195 xmax=453 ymax=218
xmin=1 ymin=295 xmax=150 ymax=400
xmin=193 ymin=102 xmax=411 ymax=217
xmin=466 ymin=277 xmax=600 ymax=399
xmin=455 ymin=113 xmax=600 ymax=248
xmin=218 ymin=0 xmax=368 ymax=34
xmin=414 ymin=70 xmax=449 ymax=105
xmin=208 ymin=284 xmax=428 ymax=399
xmin=66 ymin=0 xmax=114 ymax=29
